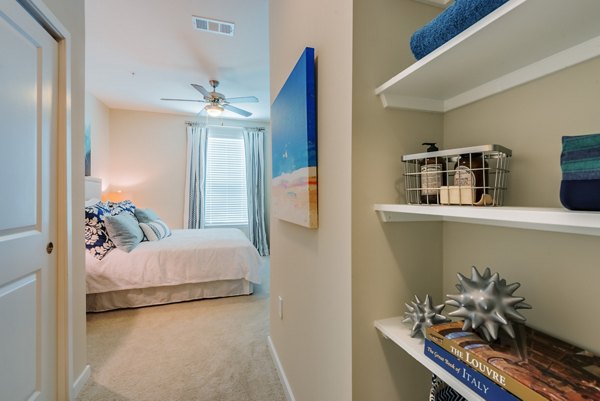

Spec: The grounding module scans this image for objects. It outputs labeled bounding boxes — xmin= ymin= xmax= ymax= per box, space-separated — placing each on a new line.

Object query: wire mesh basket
xmin=402 ymin=144 xmax=512 ymax=206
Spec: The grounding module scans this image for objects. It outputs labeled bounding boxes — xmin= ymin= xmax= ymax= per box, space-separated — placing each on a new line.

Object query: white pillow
xmin=139 ymin=219 xmax=171 ymax=241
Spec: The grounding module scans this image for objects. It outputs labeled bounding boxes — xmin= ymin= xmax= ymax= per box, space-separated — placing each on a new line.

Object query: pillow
xmin=139 ymin=219 xmax=172 ymax=241
xmin=84 ymin=201 xmax=115 ymax=260
xmin=104 ymin=213 xmax=144 ymax=252
xmin=106 ymin=199 xmax=136 ymax=216
xmin=134 ymin=208 xmax=159 ymax=223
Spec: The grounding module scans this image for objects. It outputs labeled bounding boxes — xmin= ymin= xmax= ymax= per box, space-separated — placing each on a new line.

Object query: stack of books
xmin=425 ymin=321 xmax=600 ymax=401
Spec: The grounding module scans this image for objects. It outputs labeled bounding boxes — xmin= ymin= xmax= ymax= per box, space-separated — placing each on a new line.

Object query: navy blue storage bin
xmin=560 ymin=133 xmax=600 ymax=211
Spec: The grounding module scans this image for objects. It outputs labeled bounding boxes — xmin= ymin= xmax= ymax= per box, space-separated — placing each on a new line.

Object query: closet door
xmin=0 ymin=1 xmax=58 ymax=400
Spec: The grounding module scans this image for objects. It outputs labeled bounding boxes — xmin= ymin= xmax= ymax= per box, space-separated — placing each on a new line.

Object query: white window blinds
xmin=204 ymin=131 xmax=248 ymax=226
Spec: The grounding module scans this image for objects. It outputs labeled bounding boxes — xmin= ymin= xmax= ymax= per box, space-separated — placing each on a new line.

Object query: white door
xmin=0 ymin=1 xmax=58 ymax=400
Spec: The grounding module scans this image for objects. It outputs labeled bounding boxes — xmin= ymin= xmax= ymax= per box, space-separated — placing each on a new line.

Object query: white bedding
xmin=86 ymin=228 xmax=262 ymax=294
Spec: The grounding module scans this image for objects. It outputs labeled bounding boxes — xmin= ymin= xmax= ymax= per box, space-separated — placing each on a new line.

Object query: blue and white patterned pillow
xmin=84 ymin=201 xmax=115 ymax=260
xmin=106 ymin=199 xmax=136 ymax=216
xmin=139 ymin=219 xmax=172 ymax=241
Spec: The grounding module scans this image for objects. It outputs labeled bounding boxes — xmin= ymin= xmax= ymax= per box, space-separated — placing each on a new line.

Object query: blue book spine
xmin=424 ymin=339 xmax=520 ymax=401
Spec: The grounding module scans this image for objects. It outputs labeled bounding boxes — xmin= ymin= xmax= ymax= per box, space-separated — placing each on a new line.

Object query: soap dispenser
xmin=420 ymin=142 xmax=446 ymax=204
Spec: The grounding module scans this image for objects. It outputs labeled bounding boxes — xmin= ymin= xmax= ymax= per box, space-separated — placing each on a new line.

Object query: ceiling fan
xmin=161 ymin=80 xmax=258 ymax=117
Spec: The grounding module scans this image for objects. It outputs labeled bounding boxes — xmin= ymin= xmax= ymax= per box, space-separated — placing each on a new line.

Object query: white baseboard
xmin=267 ymin=336 xmax=295 ymax=401
xmin=72 ymin=364 xmax=91 ymax=399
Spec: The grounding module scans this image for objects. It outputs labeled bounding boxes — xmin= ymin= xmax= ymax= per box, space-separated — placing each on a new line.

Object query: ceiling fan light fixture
xmin=162 ymin=80 xmax=256 ymax=117
xmin=205 ymin=104 xmax=223 ymax=117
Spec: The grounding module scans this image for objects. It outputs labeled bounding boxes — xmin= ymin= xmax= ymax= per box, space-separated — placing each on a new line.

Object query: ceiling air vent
xmin=193 ymin=16 xmax=235 ymax=37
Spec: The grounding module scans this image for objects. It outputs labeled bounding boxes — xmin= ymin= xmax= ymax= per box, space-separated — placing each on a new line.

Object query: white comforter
xmin=86 ymin=228 xmax=262 ymax=294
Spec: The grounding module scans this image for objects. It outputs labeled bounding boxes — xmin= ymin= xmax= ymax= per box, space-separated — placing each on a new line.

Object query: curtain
xmin=243 ymin=128 xmax=269 ymax=256
xmin=183 ymin=124 xmax=207 ymax=229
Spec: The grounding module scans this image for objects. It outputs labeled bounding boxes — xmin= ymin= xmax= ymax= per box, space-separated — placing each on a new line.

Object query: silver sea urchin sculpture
xmin=445 ymin=266 xmax=531 ymax=342
xmin=403 ymin=294 xmax=451 ymax=338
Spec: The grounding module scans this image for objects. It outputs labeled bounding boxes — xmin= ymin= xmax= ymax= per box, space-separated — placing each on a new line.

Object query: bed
xmin=84 ymin=177 xmax=262 ymax=312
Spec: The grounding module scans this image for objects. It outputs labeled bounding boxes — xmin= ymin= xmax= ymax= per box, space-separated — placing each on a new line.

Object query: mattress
xmin=85 ymin=228 xmax=262 ymax=295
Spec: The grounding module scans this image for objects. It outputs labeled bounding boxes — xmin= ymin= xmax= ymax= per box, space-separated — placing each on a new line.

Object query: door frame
xmin=16 ymin=1 xmax=84 ymax=399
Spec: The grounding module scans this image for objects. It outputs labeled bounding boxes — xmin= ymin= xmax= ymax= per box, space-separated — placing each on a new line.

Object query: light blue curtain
xmin=243 ymin=128 xmax=269 ymax=256
xmin=183 ymin=124 xmax=207 ymax=229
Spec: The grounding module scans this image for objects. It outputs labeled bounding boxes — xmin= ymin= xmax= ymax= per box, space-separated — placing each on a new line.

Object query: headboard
xmin=84 ymin=176 xmax=102 ymax=201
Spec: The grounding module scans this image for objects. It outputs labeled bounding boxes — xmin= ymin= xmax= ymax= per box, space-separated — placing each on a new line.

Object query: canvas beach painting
xmin=271 ymin=47 xmax=317 ymax=228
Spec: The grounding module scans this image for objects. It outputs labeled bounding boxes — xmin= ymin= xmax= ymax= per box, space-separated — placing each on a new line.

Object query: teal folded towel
xmin=410 ymin=0 xmax=509 ymax=60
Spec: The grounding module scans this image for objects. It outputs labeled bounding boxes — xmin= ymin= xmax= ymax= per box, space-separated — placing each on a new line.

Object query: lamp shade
xmin=102 ymin=190 xmax=132 ymax=203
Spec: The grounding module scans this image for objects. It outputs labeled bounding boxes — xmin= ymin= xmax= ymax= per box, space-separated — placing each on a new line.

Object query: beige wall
xmin=443 ymin=57 xmax=600 ymax=354
xmin=85 ymin=92 xmax=111 ymax=188
xmin=269 ymin=0 xmax=353 ymax=400
xmin=351 ymin=1 xmax=444 ymax=400
xmin=108 ymin=109 xmax=270 ymax=230
xmin=41 ymin=0 xmax=87 ymax=396
xmin=108 ymin=110 xmax=186 ymax=227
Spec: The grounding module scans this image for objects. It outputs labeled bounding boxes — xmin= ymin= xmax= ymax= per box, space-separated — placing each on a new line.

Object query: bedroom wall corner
xmin=85 ymin=92 xmax=111 ymax=188
xmin=269 ymin=0 xmax=353 ymax=400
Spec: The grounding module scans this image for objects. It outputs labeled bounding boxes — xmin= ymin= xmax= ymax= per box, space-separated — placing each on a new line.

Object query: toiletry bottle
xmin=420 ymin=142 xmax=446 ymax=204
xmin=454 ymin=152 xmax=488 ymax=204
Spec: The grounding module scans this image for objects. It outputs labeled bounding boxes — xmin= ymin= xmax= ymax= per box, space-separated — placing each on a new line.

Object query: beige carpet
xmin=77 ymin=257 xmax=286 ymax=401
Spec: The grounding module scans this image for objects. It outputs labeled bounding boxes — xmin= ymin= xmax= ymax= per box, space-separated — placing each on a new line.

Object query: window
xmin=204 ymin=130 xmax=248 ymax=226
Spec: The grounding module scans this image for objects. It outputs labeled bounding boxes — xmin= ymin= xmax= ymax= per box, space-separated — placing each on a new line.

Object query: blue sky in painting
xmin=271 ymin=47 xmax=316 ymax=178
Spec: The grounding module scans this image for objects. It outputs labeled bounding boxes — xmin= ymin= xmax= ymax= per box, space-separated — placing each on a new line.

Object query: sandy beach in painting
xmin=272 ymin=166 xmax=318 ymax=228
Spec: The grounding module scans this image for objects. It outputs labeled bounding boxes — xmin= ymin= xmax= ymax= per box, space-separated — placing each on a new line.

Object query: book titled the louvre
xmin=424 ymin=338 xmax=520 ymax=401
xmin=426 ymin=321 xmax=600 ymax=401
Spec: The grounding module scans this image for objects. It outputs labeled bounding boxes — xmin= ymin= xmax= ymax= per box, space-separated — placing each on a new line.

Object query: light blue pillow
xmin=134 ymin=208 xmax=160 ymax=223
xmin=139 ymin=219 xmax=171 ymax=241
xmin=104 ymin=212 xmax=144 ymax=252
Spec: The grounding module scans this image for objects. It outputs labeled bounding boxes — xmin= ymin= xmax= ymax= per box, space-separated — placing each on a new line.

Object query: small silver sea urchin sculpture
xmin=403 ymin=294 xmax=451 ymax=338
xmin=446 ymin=266 xmax=531 ymax=342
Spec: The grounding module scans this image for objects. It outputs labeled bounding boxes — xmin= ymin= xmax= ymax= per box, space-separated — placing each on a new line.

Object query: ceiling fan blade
xmin=223 ymin=104 xmax=252 ymax=117
xmin=225 ymin=96 xmax=259 ymax=104
xmin=161 ymin=98 xmax=205 ymax=102
xmin=191 ymin=84 xmax=210 ymax=97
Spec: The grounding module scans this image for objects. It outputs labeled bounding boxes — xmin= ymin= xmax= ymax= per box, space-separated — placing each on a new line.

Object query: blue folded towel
xmin=560 ymin=133 xmax=600 ymax=211
xmin=410 ymin=0 xmax=509 ymax=60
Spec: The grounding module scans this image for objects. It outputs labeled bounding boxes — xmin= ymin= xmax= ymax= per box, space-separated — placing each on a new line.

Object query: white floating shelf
xmin=375 ymin=0 xmax=600 ymax=112
xmin=374 ymin=204 xmax=600 ymax=236
xmin=374 ymin=317 xmax=484 ymax=401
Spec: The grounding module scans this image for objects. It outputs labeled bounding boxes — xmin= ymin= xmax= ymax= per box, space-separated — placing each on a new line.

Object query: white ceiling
xmin=85 ymin=0 xmax=270 ymax=121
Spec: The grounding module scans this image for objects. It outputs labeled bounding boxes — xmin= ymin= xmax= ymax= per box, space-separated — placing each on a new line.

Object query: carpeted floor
xmin=77 ymin=257 xmax=286 ymax=401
